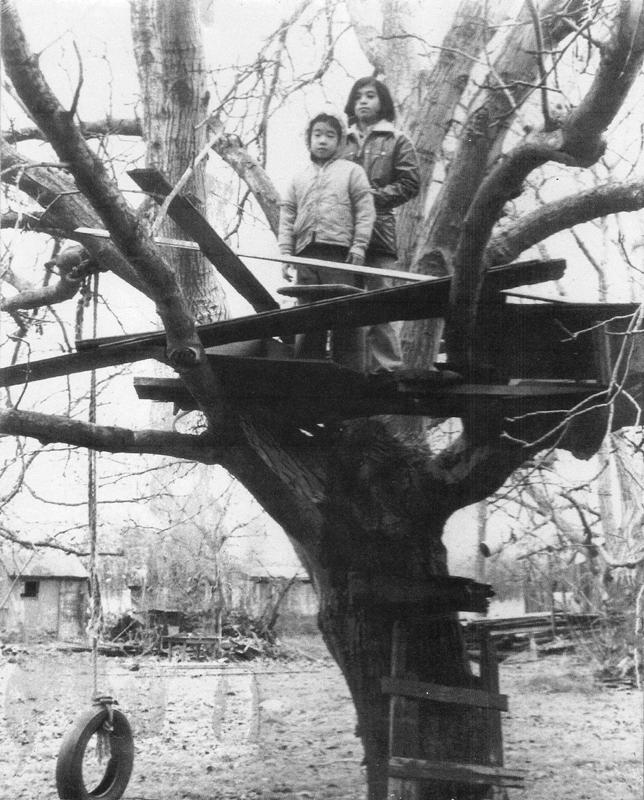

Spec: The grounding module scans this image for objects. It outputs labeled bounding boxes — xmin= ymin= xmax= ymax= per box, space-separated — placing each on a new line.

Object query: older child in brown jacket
xmin=344 ymin=78 xmax=420 ymax=373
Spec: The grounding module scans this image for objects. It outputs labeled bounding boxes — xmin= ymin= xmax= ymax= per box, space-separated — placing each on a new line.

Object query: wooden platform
xmin=133 ymin=355 xmax=607 ymax=421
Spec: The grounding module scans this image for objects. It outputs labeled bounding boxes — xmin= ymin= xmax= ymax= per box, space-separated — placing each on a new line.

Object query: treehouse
xmin=3 ymin=168 xmax=642 ymax=795
xmin=1 ymin=167 xmax=642 ymax=443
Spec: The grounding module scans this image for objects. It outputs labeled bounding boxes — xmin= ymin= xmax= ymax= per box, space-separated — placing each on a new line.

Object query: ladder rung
xmin=389 ymin=757 xmax=525 ymax=787
xmin=382 ymin=677 xmax=508 ymax=711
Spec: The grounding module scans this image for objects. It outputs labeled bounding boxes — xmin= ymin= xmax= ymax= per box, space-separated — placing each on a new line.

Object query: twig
xmin=149 ymin=132 xmax=216 ymax=236
xmin=69 ymin=40 xmax=84 ymax=118
xmin=525 ymin=0 xmax=552 ymax=128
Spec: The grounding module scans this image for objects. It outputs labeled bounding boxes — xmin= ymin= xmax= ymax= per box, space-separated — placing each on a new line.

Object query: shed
xmin=0 ymin=549 xmax=89 ymax=642
xmin=229 ymin=567 xmax=319 ymax=634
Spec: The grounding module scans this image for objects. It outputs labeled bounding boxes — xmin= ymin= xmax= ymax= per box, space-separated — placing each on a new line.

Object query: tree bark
xmin=130 ymin=0 xmax=227 ymax=323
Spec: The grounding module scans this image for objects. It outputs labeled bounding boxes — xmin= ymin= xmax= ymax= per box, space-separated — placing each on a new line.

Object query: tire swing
xmin=56 ymin=696 xmax=134 ymax=800
xmin=56 ymin=273 xmax=134 ymax=800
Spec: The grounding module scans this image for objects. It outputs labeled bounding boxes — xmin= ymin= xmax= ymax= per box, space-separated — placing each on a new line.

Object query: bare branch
xmin=3 ymin=117 xmax=143 ymax=143
xmin=0 ymin=137 xmax=146 ymax=291
xmin=211 ymin=133 xmax=281 ymax=235
xmin=1 ymin=245 xmax=95 ymax=312
xmin=447 ymin=0 xmax=644 ymax=372
xmin=69 ymin=39 xmax=84 ymax=118
xmin=0 ymin=408 xmax=226 ymax=462
xmin=485 ymin=178 xmax=644 ymax=265
xmin=1 ymin=3 xmax=226 ymax=419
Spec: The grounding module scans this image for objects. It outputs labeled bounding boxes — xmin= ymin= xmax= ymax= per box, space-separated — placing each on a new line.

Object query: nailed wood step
xmin=348 ymin=573 xmax=493 ymax=613
xmin=388 ymin=757 xmax=526 ymax=788
xmin=381 ymin=677 xmax=508 ymax=711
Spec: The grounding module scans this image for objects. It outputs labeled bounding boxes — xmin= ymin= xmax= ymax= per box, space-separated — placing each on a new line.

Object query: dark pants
xmin=294 ymin=244 xmax=365 ymax=372
xmin=360 ymin=250 xmax=403 ymax=373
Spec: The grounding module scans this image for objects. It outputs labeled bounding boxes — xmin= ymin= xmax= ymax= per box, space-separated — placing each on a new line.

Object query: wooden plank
xmin=381 ymin=677 xmax=508 ymax=712
xmin=348 ymin=573 xmax=493 ymax=613
xmin=388 ymin=622 xmax=421 ymax=800
xmin=0 ymin=342 xmax=163 ymax=388
xmin=479 ymin=631 xmax=504 ymax=769
xmin=126 ymin=168 xmax=279 ymax=313
xmin=76 ymin=258 xmax=566 ymax=354
xmin=244 ymin=251 xmax=428 ymax=282
xmin=486 ymin=302 xmax=640 ymax=380
xmin=75 ymin=227 xmax=428 ymax=283
xmin=135 ymin=373 xmax=597 ymax=424
xmin=388 ymin=757 xmax=525 ymax=788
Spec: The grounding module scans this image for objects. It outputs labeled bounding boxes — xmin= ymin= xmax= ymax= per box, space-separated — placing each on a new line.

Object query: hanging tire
xmin=56 ymin=705 xmax=134 ymax=800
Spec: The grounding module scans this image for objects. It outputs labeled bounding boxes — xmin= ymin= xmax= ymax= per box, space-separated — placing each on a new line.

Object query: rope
xmin=86 ymin=273 xmax=101 ymax=696
xmin=86 ymin=273 xmax=115 ymax=759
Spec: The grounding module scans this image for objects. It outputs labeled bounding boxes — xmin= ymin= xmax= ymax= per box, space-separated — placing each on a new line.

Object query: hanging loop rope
xmin=87 ymin=271 xmax=101 ymax=698
xmin=57 ymin=271 xmax=134 ymax=800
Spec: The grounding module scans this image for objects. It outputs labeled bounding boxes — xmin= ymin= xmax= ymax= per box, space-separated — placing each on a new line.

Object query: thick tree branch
xmin=486 ymin=178 xmax=644 ymax=265
xmin=1 ymin=137 xmax=146 ymax=292
xmin=446 ymin=0 xmax=644 ymax=374
xmin=0 ymin=408 xmax=225 ymax=462
xmin=211 ymin=133 xmax=281 ymax=235
xmin=0 ymin=245 xmax=96 ymax=312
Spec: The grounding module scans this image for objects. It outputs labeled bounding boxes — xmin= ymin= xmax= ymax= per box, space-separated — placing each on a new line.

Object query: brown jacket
xmin=345 ymin=120 xmax=420 ymax=256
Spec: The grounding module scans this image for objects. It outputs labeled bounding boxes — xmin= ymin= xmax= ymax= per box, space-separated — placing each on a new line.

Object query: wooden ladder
xmin=385 ymin=621 xmax=526 ymax=799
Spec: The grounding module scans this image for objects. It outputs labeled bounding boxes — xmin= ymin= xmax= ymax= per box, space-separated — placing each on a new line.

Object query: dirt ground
xmin=0 ymin=635 xmax=640 ymax=800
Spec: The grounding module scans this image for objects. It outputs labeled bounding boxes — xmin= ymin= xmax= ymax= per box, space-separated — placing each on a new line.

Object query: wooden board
xmin=74 ymin=228 xmax=428 ymax=284
xmin=485 ymin=302 xmax=640 ymax=380
xmin=388 ymin=757 xmax=525 ymax=788
xmin=131 ymin=357 xmax=605 ymax=422
xmin=347 ymin=572 xmax=494 ymax=613
xmin=77 ymin=258 xmax=565 ymax=353
xmin=0 ymin=342 xmax=164 ymax=388
xmin=381 ymin=677 xmax=508 ymax=712
xmin=127 ymin=168 xmax=279 ymax=313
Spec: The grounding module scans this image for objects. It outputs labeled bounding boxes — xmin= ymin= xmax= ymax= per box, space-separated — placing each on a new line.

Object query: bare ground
xmin=0 ymin=636 xmax=640 ymax=799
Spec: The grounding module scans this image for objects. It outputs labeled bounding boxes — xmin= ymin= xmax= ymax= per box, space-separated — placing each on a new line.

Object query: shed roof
xmin=1 ymin=549 xmax=89 ymax=580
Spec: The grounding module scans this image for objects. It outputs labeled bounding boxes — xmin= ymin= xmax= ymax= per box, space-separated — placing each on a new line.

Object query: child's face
xmin=354 ymin=84 xmax=381 ymax=125
xmin=309 ymin=122 xmax=340 ymax=161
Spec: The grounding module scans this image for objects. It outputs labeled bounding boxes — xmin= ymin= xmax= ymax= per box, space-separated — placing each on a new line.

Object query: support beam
xmin=76 ymin=258 xmax=566 ymax=352
xmin=1 ymin=259 xmax=567 ymax=388
xmin=388 ymin=757 xmax=525 ymax=788
xmin=126 ymin=168 xmax=279 ymax=313
xmin=381 ymin=677 xmax=508 ymax=712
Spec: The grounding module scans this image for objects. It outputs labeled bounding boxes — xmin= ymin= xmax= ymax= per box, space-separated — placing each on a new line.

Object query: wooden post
xmin=479 ymin=630 xmax=504 ymax=800
xmin=388 ymin=621 xmax=421 ymax=800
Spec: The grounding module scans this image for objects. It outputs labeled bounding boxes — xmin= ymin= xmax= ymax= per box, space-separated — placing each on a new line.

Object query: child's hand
xmin=346 ymin=252 xmax=365 ymax=266
xmin=281 ymin=263 xmax=295 ymax=282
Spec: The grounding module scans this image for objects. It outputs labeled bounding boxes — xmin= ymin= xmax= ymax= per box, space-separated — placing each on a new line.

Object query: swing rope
xmin=88 ymin=271 xmax=100 ymax=695
xmin=86 ymin=274 xmax=114 ymax=756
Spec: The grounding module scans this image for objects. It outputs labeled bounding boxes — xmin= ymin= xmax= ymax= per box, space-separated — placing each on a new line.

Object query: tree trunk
xmin=6 ymin=2 xmax=641 ymax=799
xmin=131 ymin=0 xmax=227 ymax=322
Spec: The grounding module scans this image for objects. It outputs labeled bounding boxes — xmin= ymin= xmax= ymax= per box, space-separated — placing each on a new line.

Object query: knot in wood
xmin=168 ymin=346 xmax=201 ymax=370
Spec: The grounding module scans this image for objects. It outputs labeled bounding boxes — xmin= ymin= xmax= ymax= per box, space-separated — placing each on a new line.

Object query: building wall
xmin=0 ymin=576 xmax=88 ymax=641
xmin=228 ymin=575 xmax=319 ymax=632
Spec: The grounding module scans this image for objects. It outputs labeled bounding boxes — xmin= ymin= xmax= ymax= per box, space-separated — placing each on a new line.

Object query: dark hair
xmin=344 ymin=77 xmax=396 ymax=125
xmin=307 ymin=113 xmax=342 ymax=144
